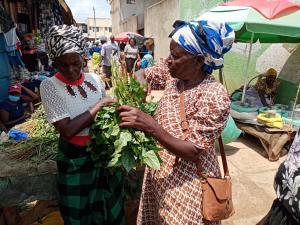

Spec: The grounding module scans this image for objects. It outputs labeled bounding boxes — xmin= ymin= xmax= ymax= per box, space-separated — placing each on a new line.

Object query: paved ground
xmin=149 ymin=90 xmax=285 ymax=225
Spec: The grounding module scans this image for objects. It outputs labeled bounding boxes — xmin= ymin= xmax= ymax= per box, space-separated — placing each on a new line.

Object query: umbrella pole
xmin=218 ymin=68 xmax=223 ymax=84
xmin=218 ymin=68 xmax=229 ymax=91
xmin=290 ymin=82 xmax=300 ymax=126
xmin=241 ymin=32 xmax=255 ymax=103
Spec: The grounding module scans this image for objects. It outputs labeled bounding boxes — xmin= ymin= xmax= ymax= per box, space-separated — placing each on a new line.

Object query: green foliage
xmin=88 ymin=60 xmax=161 ymax=172
xmin=0 ymin=105 xmax=58 ymax=163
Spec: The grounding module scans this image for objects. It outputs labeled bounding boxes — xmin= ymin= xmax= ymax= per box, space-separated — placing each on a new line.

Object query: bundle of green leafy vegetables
xmin=0 ymin=105 xmax=58 ymax=163
xmin=87 ymin=60 xmax=161 ymax=172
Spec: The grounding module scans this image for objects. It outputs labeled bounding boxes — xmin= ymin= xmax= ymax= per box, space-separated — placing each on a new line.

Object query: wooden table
xmin=236 ymin=122 xmax=295 ymax=161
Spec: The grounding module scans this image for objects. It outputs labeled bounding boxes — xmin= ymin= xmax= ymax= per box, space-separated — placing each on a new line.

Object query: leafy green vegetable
xmin=142 ymin=150 xmax=161 ymax=170
xmin=88 ymin=60 xmax=161 ymax=172
xmin=0 ymin=105 xmax=58 ymax=163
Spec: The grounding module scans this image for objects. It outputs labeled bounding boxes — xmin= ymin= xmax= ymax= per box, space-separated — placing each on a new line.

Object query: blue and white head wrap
xmin=169 ymin=20 xmax=235 ymax=74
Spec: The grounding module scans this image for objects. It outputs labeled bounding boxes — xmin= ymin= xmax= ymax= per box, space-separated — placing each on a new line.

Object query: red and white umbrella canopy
xmin=115 ymin=32 xmax=144 ymax=43
xmin=224 ymin=0 xmax=300 ymax=19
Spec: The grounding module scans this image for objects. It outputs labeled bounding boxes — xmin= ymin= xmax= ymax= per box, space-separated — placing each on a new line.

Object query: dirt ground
xmin=222 ymin=135 xmax=285 ymax=225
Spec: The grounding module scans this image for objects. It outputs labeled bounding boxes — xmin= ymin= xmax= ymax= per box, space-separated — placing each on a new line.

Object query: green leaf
xmin=96 ymin=133 xmax=108 ymax=145
xmin=142 ymin=150 xmax=161 ymax=170
xmin=121 ymin=150 xmax=136 ymax=172
xmin=134 ymin=131 xmax=148 ymax=142
xmin=131 ymin=144 xmax=140 ymax=155
xmin=140 ymin=102 xmax=158 ymax=115
xmin=120 ymin=130 xmax=132 ymax=145
xmin=114 ymin=131 xmax=132 ymax=153
xmin=102 ymin=122 xmax=113 ymax=129
xmin=102 ymin=113 xmax=111 ymax=119
xmin=108 ymin=153 xmax=122 ymax=167
xmin=103 ymin=106 xmax=116 ymax=114
xmin=114 ymin=139 xmax=125 ymax=153
xmin=111 ymin=124 xmax=120 ymax=136
xmin=107 ymin=126 xmax=114 ymax=136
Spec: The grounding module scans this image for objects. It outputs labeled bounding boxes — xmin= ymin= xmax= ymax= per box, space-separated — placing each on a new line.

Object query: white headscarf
xmin=47 ymin=25 xmax=86 ymax=60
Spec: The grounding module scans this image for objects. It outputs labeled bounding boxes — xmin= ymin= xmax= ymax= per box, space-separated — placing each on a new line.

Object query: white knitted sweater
xmin=40 ymin=73 xmax=106 ymax=136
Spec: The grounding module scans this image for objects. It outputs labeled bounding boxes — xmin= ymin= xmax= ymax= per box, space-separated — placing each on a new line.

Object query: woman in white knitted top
xmin=40 ymin=25 xmax=126 ymax=225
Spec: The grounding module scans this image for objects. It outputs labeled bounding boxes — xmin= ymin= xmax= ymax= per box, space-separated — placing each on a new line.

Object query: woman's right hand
xmin=97 ymin=96 xmax=116 ymax=109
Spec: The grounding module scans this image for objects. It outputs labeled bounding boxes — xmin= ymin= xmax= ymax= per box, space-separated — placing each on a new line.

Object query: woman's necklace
xmin=56 ymin=73 xmax=97 ymax=98
xmin=65 ymin=81 xmax=97 ymax=98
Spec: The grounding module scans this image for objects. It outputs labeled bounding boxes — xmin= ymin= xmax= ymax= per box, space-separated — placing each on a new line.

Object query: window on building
xmin=96 ymin=27 xmax=99 ymax=32
xmin=89 ymin=26 xmax=92 ymax=30
xmin=105 ymin=27 xmax=108 ymax=31
xmin=109 ymin=27 xmax=112 ymax=32
xmin=81 ymin=25 xmax=87 ymax=33
xmin=127 ymin=0 xmax=135 ymax=4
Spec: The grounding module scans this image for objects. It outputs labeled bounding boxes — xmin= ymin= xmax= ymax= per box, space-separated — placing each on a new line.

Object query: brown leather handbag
xmin=178 ymin=90 xmax=235 ymax=222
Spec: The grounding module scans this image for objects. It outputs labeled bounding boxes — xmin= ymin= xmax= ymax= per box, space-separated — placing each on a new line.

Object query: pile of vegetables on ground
xmin=0 ymin=105 xmax=58 ymax=163
xmin=88 ymin=60 xmax=161 ymax=172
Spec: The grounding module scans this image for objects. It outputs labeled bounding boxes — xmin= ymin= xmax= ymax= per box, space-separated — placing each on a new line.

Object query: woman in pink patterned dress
xmin=118 ymin=20 xmax=235 ymax=225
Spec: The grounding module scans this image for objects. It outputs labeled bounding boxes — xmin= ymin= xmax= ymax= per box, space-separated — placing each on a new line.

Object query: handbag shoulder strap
xmin=179 ymin=91 xmax=189 ymax=139
xmin=179 ymin=90 xmax=230 ymax=177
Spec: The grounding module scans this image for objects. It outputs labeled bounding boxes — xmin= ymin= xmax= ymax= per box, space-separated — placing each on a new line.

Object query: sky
xmin=65 ymin=0 xmax=111 ymax=22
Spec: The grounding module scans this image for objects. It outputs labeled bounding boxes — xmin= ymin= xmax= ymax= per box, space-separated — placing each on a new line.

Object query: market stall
xmin=0 ymin=104 xmax=59 ymax=224
xmin=0 ymin=0 xmax=75 ymax=223
xmin=0 ymin=0 xmax=75 ymax=102
xmin=199 ymin=0 xmax=300 ymax=160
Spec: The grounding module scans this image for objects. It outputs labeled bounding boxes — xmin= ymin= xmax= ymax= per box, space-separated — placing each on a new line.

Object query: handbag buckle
xmin=181 ymin=121 xmax=189 ymax=130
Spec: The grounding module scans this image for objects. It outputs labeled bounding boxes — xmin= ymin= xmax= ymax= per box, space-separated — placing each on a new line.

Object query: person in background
xmin=139 ymin=43 xmax=147 ymax=59
xmin=0 ymin=83 xmax=38 ymax=131
xmin=254 ymin=68 xmax=280 ymax=107
xmin=101 ymin=35 xmax=119 ymax=86
xmin=21 ymin=34 xmax=38 ymax=72
xmin=139 ymin=39 xmax=154 ymax=69
xmin=119 ymin=42 xmax=126 ymax=52
xmin=118 ymin=20 xmax=234 ymax=224
xmin=257 ymin=129 xmax=300 ymax=225
xmin=231 ymin=68 xmax=280 ymax=107
xmin=124 ymin=37 xmax=140 ymax=76
xmin=91 ymin=42 xmax=102 ymax=73
xmin=88 ymin=40 xmax=94 ymax=55
xmin=119 ymin=42 xmax=127 ymax=75
xmin=84 ymin=42 xmax=92 ymax=60
xmin=40 ymin=25 xmax=126 ymax=225
xmin=0 ymin=120 xmax=7 ymax=133
xmin=92 ymin=41 xmax=101 ymax=53
xmin=21 ymin=78 xmax=42 ymax=112
xmin=100 ymin=36 xmax=107 ymax=46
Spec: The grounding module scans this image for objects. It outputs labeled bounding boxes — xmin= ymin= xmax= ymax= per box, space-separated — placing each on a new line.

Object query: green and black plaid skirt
xmin=56 ymin=138 xmax=126 ymax=225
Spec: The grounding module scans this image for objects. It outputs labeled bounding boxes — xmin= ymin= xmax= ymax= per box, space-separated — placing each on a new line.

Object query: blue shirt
xmin=92 ymin=46 xmax=101 ymax=53
xmin=141 ymin=53 xmax=154 ymax=69
xmin=0 ymin=99 xmax=25 ymax=121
